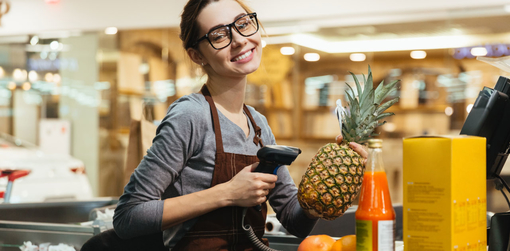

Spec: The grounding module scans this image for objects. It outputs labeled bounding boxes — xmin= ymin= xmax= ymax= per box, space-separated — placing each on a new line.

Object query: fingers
xmin=250 ymin=162 xmax=259 ymax=172
xmin=260 ymin=173 xmax=278 ymax=183
xmin=257 ymin=190 xmax=270 ymax=204
xmin=242 ymin=162 xmax=258 ymax=172
xmin=349 ymin=142 xmax=368 ymax=158
xmin=261 ymin=181 xmax=276 ymax=190
xmin=335 ymin=135 xmax=368 ymax=159
xmin=257 ymin=189 xmax=270 ymax=197
xmin=257 ymin=196 xmax=267 ymax=204
xmin=336 ymin=134 xmax=343 ymax=144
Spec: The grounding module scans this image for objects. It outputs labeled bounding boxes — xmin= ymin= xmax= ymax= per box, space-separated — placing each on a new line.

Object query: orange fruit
xmin=339 ymin=235 xmax=356 ymax=251
xmin=330 ymin=239 xmax=343 ymax=251
xmin=297 ymin=235 xmax=335 ymax=251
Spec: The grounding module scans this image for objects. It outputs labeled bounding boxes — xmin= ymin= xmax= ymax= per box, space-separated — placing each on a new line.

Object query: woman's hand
xmin=161 ymin=163 xmax=276 ymax=231
xmin=336 ymin=134 xmax=368 ymax=158
xmin=223 ymin=163 xmax=277 ymax=208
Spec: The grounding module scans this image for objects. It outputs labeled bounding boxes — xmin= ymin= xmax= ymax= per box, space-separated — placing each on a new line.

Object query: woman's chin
xmin=234 ymin=62 xmax=261 ymax=76
xmin=247 ymin=58 xmax=263 ymax=73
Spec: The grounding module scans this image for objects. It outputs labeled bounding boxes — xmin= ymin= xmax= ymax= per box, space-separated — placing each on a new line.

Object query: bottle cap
xmin=368 ymin=139 xmax=383 ymax=148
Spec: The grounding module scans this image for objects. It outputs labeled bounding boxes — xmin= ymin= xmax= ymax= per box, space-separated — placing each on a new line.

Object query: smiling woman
xmin=186 ymin=0 xmax=263 ymax=80
xmin=81 ymin=0 xmax=321 ymax=250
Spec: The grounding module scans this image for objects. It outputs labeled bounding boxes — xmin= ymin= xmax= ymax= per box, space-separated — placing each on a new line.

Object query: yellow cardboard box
xmin=403 ymin=136 xmax=486 ymax=251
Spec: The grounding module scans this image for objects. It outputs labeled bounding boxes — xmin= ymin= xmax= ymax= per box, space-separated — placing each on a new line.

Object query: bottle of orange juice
xmin=355 ymin=139 xmax=395 ymax=251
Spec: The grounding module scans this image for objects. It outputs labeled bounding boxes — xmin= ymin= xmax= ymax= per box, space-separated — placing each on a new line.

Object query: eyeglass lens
xmin=208 ymin=14 xmax=258 ymax=49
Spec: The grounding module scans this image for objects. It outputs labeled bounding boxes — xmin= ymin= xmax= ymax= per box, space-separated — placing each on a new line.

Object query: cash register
xmin=460 ymin=75 xmax=510 ymax=251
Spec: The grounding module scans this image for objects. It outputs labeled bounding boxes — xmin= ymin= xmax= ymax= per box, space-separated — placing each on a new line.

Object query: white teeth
xmin=233 ymin=50 xmax=252 ymax=62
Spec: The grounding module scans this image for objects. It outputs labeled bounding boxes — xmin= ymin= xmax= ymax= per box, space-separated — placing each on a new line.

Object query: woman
xmin=115 ymin=1 xmax=317 ymax=249
xmin=85 ymin=0 xmax=367 ymax=250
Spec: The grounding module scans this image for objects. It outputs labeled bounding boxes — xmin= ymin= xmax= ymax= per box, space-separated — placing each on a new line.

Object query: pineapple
xmin=298 ymin=66 xmax=399 ymax=220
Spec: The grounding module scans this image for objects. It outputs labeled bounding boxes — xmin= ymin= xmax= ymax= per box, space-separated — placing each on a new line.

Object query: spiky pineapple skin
xmin=298 ymin=142 xmax=365 ymax=220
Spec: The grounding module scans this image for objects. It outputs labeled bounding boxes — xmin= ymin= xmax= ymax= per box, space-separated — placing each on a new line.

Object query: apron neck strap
xmin=201 ymin=84 xmax=265 ymax=152
xmin=243 ymin=105 xmax=264 ymax=147
xmin=201 ymin=85 xmax=224 ymax=154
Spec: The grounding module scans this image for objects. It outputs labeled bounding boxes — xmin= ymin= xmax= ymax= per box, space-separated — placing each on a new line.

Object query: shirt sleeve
xmin=113 ymin=97 xmax=205 ymax=239
xmin=257 ymin=113 xmax=318 ymax=238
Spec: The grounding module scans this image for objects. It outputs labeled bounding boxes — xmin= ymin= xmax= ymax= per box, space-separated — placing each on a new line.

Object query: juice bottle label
xmin=356 ymin=219 xmax=395 ymax=251
xmin=356 ymin=219 xmax=373 ymax=251
xmin=378 ymin=220 xmax=395 ymax=251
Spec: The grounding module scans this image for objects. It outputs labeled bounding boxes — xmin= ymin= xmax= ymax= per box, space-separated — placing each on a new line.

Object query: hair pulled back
xmin=179 ymin=0 xmax=253 ymax=50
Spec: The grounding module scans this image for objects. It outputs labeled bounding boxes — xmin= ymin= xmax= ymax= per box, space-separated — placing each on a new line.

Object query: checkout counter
xmin=0 ymin=198 xmax=117 ymax=250
xmin=0 ymin=201 xmax=402 ymax=250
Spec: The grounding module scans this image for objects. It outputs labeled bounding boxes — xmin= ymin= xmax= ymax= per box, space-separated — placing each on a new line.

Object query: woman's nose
xmin=230 ymin=30 xmax=247 ymax=48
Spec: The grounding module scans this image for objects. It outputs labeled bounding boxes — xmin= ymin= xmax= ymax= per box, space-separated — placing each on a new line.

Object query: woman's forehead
xmin=197 ymin=0 xmax=246 ymax=32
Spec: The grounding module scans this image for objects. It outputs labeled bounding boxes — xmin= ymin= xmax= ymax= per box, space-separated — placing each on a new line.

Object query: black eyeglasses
xmin=193 ymin=13 xmax=259 ymax=50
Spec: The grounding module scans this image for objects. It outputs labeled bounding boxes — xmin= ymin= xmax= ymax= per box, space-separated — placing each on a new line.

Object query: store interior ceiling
xmin=0 ymin=0 xmax=509 ymax=37
xmin=315 ymin=15 xmax=510 ymax=39
xmin=0 ymin=0 xmax=508 ymax=61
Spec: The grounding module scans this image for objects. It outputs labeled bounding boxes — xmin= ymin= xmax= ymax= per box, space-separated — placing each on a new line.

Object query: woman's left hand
xmin=336 ymin=134 xmax=368 ymax=158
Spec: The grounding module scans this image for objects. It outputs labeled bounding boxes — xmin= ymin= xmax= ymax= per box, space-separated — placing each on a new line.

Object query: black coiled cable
xmin=241 ymin=208 xmax=281 ymax=251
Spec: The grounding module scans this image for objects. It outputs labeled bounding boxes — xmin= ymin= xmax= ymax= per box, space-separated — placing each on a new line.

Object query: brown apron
xmin=172 ymin=85 xmax=269 ymax=250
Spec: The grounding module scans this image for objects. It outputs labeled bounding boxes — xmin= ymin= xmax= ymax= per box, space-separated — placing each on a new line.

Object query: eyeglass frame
xmin=193 ymin=12 xmax=259 ymax=50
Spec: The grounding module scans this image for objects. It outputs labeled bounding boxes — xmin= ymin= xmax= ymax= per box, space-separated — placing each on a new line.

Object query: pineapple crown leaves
xmin=341 ymin=66 xmax=400 ymax=144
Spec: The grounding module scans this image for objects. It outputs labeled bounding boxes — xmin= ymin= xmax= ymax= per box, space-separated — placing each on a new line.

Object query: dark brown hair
xmin=179 ymin=0 xmax=254 ymax=50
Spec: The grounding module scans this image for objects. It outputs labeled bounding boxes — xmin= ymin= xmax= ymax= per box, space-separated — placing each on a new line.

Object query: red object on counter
xmin=0 ymin=169 xmax=31 ymax=203
xmin=70 ymin=166 xmax=86 ymax=174
xmin=7 ymin=170 xmax=30 ymax=182
xmin=0 ymin=169 xmax=31 ymax=181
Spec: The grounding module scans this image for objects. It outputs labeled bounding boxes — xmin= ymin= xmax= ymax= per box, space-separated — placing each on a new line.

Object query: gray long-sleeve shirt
xmin=113 ymin=93 xmax=317 ymax=248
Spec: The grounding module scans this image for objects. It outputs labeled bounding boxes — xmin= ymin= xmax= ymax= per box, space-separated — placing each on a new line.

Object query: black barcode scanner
xmin=253 ymin=145 xmax=301 ymax=211
xmin=254 ymin=145 xmax=302 ymax=174
xmin=254 ymin=145 xmax=301 ymax=211
xmin=242 ymin=145 xmax=301 ymax=251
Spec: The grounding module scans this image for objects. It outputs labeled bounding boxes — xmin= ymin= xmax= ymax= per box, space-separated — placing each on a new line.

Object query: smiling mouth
xmin=231 ymin=49 xmax=253 ymax=62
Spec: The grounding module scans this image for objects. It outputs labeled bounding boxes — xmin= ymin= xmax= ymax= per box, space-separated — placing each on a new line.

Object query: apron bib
xmin=173 ymin=85 xmax=269 ymax=250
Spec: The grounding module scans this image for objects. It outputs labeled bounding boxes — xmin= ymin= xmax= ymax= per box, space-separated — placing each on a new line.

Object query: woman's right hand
xmin=223 ymin=163 xmax=277 ymax=208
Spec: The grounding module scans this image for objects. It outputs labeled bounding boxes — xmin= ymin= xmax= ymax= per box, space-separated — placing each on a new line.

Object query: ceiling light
xmin=22 ymin=82 xmax=31 ymax=91
xmin=470 ymin=47 xmax=487 ymax=56
xmin=12 ymin=68 xmax=22 ymax=80
xmin=13 ymin=69 xmax=27 ymax=82
xmin=7 ymin=82 xmax=16 ymax=90
xmin=105 ymin=27 xmax=118 ymax=35
xmin=445 ymin=107 xmax=453 ymax=116
xmin=263 ymin=24 xmax=319 ymax=36
xmin=349 ymin=53 xmax=366 ymax=62
xmin=466 ymin=104 xmax=474 ymax=113
xmin=383 ymin=122 xmax=396 ymax=132
xmin=504 ymin=4 xmax=510 ymax=13
xmin=49 ymin=41 xmax=59 ymax=51
xmin=45 ymin=73 xmax=54 ymax=82
xmin=48 ymin=52 xmax=58 ymax=60
xmin=139 ymin=63 xmax=150 ymax=75
xmin=53 ymin=73 xmax=61 ymax=84
xmin=30 ymin=36 xmax=39 ymax=46
xmin=304 ymin=53 xmax=320 ymax=62
xmin=264 ymin=33 xmax=504 ymax=54
xmin=410 ymin=50 xmax=427 ymax=59
xmin=28 ymin=71 xmax=38 ymax=82
xmin=40 ymin=51 xmax=48 ymax=59
xmin=280 ymin=47 xmax=295 ymax=55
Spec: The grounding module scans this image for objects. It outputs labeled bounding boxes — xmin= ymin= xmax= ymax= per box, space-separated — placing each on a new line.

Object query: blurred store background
xmin=0 ymin=0 xmax=509 ymax=213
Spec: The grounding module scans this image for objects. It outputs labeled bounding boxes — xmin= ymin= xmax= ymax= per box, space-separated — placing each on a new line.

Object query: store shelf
xmin=302 ymin=106 xmax=333 ymax=112
xmin=387 ymin=105 xmax=448 ymax=114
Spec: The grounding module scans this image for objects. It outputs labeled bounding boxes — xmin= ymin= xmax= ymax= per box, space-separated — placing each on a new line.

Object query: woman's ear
xmin=187 ymin=48 xmax=207 ymax=66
